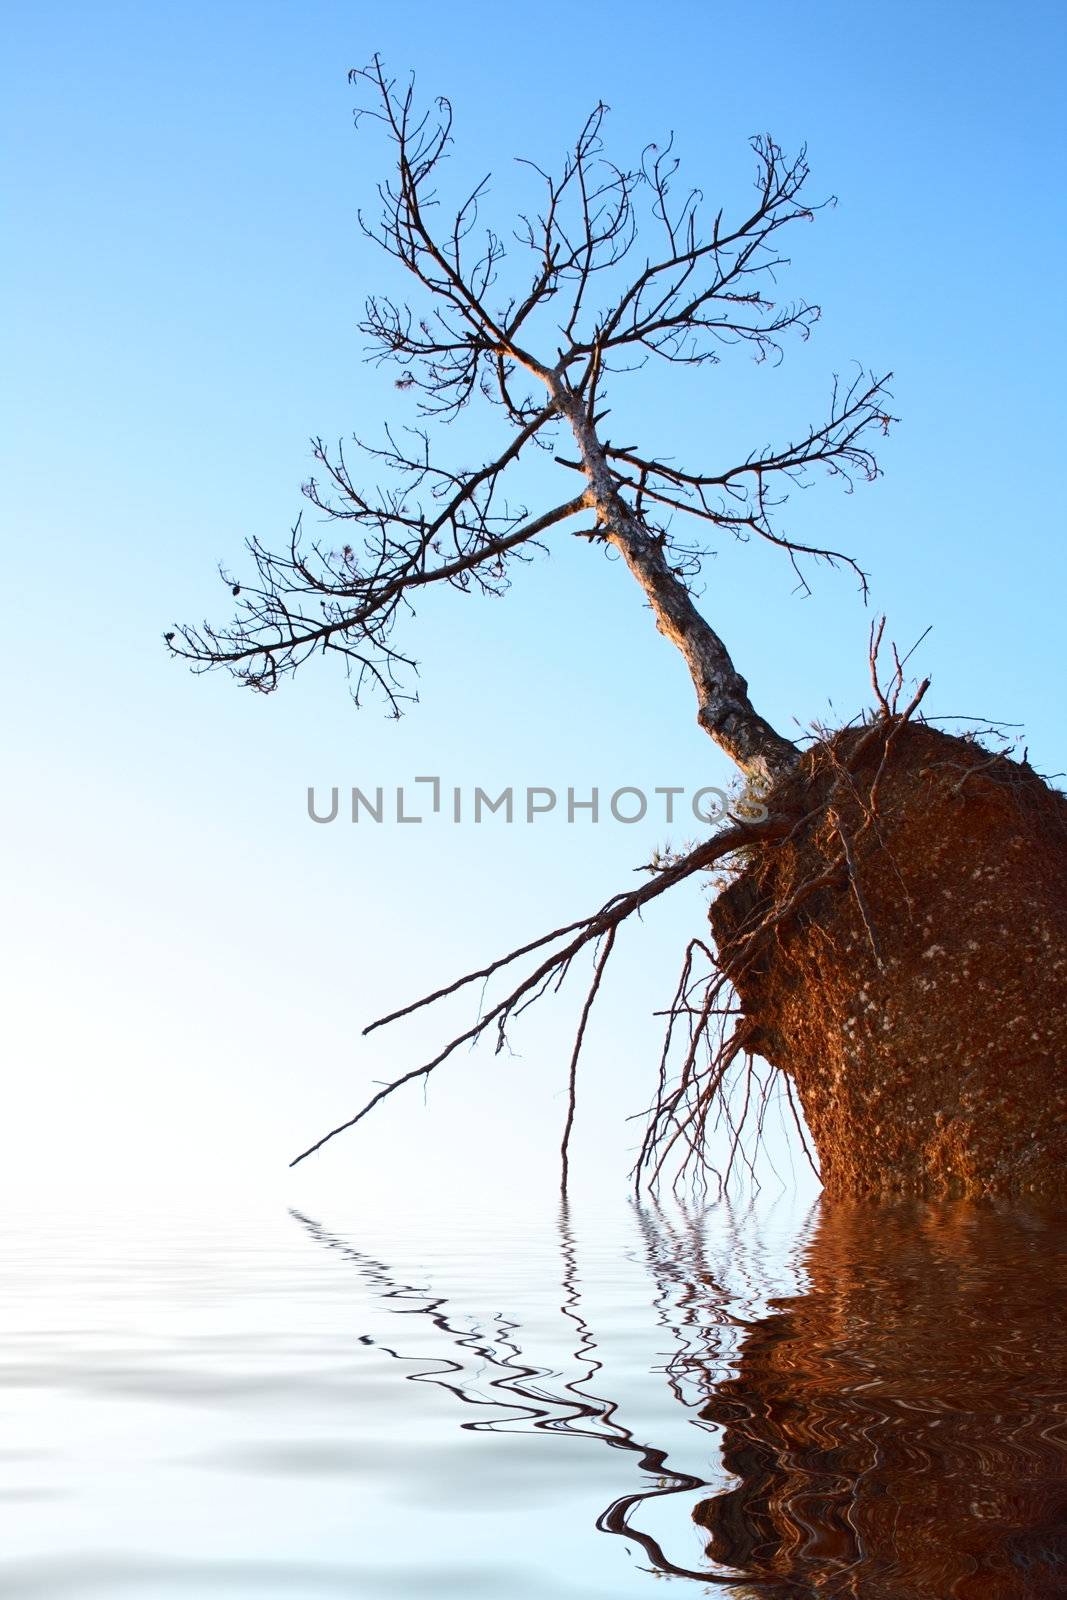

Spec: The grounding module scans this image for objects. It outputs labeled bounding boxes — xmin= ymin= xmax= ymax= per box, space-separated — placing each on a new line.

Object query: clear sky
xmin=2 ymin=1 xmax=1064 ymax=1216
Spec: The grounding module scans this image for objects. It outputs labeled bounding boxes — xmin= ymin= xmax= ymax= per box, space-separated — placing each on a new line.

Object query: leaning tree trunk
xmin=710 ymin=720 xmax=1067 ymax=1199
xmin=550 ymin=378 xmax=800 ymax=787
xmin=558 ymin=382 xmax=1066 ymax=1200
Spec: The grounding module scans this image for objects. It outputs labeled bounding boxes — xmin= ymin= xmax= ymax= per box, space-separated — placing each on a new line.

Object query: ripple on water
xmin=0 ymin=1197 xmax=1063 ymax=1599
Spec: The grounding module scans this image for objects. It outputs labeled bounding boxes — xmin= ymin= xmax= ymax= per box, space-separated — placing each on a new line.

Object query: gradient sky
xmin=3 ymin=1 xmax=1064 ymax=1215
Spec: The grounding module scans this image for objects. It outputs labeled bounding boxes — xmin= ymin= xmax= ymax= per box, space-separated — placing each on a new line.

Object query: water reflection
xmin=294 ymin=1200 xmax=1067 ymax=1597
xmin=693 ymin=1203 xmax=1067 ymax=1598
xmin=292 ymin=1205 xmax=715 ymax=1581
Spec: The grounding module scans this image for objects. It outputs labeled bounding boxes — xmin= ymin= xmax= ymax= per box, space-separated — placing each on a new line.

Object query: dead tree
xmin=169 ymin=60 xmax=904 ymax=1192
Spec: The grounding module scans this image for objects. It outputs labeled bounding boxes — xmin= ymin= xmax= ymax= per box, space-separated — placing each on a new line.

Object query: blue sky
xmin=3 ymin=1 xmax=1064 ymax=1213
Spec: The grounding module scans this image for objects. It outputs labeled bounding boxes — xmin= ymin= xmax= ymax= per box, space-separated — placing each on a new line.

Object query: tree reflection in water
xmin=292 ymin=1202 xmax=1066 ymax=1597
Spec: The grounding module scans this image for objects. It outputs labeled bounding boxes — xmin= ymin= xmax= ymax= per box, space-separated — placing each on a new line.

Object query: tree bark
xmin=549 ymin=376 xmax=799 ymax=787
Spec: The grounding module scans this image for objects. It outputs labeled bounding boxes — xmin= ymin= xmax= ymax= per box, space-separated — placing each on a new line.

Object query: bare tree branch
xmin=170 ymin=60 xmax=890 ymax=744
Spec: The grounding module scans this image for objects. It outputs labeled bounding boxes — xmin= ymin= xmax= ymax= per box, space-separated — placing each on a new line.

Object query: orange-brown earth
xmin=711 ymin=722 xmax=1067 ymax=1198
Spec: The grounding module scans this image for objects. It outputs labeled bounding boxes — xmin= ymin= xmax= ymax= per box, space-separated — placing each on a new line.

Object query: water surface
xmin=1 ymin=1196 xmax=1063 ymax=1597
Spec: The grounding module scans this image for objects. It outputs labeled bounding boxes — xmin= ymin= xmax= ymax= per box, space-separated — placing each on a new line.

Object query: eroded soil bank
xmin=711 ymin=722 xmax=1067 ymax=1198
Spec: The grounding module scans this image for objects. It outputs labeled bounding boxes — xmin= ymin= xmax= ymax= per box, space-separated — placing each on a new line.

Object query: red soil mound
xmin=711 ymin=722 xmax=1067 ymax=1198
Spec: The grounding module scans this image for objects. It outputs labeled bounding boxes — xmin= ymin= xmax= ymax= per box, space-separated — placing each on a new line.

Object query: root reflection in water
xmin=293 ymin=1201 xmax=1067 ymax=1597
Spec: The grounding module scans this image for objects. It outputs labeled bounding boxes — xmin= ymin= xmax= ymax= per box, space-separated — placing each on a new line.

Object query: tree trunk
xmin=553 ymin=381 xmax=1066 ymax=1200
xmin=551 ymin=378 xmax=799 ymax=786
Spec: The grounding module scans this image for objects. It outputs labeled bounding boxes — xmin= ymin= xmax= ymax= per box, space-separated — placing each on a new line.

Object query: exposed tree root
xmin=291 ymin=624 xmax=1065 ymax=1199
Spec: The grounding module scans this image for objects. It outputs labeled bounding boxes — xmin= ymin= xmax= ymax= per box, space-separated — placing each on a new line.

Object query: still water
xmin=1 ymin=1196 xmax=1064 ymax=1598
